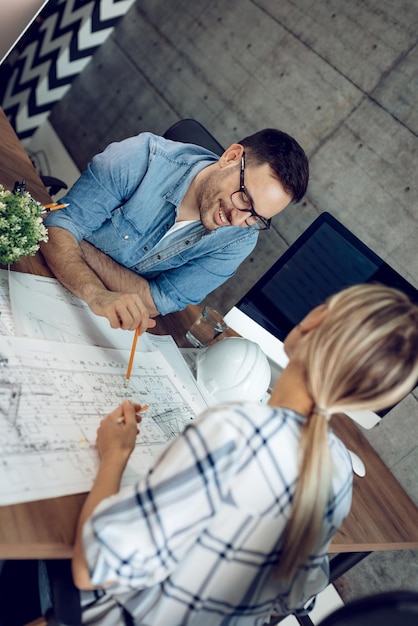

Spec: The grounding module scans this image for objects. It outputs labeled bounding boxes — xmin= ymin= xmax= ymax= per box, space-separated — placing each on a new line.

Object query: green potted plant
xmin=0 ymin=183 xmax=48 ymax=265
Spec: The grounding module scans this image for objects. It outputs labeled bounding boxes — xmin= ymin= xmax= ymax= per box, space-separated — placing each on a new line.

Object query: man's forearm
xmin=79 ymin=240 xmax=159 ymax=317
xmin=40 ymin=227 xmax=110 ymax=303
xmin=41 ymin=227 xmax=159 ymax=329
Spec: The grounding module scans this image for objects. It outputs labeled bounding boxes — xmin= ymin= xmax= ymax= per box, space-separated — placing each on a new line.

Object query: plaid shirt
xmin=82 ymin=402 xmax=352 ymax=625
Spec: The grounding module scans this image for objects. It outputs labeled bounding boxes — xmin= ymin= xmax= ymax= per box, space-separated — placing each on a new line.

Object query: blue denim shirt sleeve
xmin=43 ymin=133 xmax=259 ymax=314
xmin=43 ymin=133 xmax=157 ymax=241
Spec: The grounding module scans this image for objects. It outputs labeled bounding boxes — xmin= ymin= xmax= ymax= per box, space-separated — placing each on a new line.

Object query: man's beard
xmin=197 ymin=167 xmax=236 ymax=230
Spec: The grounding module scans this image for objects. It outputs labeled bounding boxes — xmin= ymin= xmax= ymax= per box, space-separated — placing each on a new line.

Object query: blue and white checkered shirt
xmin=81 ymin=402 xmax=352 ymax=625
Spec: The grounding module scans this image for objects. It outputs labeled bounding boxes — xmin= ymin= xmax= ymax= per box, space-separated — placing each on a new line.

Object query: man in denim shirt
xmin=41 ymin=128 xmax=308 ymax=332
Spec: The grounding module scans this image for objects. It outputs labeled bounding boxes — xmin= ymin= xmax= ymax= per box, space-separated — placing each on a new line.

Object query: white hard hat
xmin=196 ymin=337 xmax=271 ymax=404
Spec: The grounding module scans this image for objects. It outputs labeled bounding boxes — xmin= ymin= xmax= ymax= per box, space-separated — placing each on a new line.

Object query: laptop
xmin=224 ymin=212 xmax=418 ymax=427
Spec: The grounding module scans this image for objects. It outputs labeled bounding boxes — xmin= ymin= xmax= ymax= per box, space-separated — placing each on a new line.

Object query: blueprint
xmin=7 ymin=270 xmax=203 ymax=406
xmin=0 ymin=335 xmax=207 ymax=505
xmin=9 ymin=270 xmax=147 ymax=350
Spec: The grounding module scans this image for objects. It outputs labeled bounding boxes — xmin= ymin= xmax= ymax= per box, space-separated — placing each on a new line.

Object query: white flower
xmin=0 ymin=183 xmax=48 ymax=265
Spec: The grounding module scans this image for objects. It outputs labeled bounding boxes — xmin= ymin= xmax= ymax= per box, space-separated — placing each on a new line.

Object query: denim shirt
xmin=44 ymin=133 xmax=258 ymax=314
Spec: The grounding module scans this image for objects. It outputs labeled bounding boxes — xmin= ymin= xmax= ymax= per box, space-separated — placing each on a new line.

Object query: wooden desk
xmin=0 ymin=112 xmax=417 ymax=558
xmin=0 ymin=281 xmax=417 ymax=558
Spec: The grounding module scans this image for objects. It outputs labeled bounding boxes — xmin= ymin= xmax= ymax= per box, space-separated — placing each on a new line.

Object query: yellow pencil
xmin=41 ymin=202 xmax=70 ymax=213
xmin=125 ymin=326 xmax=140 ymax=385
xmin=117 ymin=403 xmax=149 ymax=425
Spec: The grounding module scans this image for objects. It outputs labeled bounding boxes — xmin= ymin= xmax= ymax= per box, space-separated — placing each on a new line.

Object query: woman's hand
xmin=96 ymin=400 xmax=145 ymax=463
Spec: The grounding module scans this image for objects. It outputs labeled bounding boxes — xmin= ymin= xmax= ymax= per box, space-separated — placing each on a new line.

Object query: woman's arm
xmin=73 ymin=406 xmax=242 ymax=591
xmin=72 ymin=401 xmax=142 ymax=589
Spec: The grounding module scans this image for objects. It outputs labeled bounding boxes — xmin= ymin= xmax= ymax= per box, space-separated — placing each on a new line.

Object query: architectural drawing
xmin=9 ymin=271 xmax=138 ymax=349
xmin=7 ymin=271 xmax=205 ymax=406
xmin=0 ymin=336 xmax=207 ymax=505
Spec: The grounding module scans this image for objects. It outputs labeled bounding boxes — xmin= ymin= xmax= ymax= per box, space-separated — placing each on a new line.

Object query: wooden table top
xmin=0 ymin=108 xmax=417 ymax=558
xmin=1 ymin=279 xmax=417 ymax=558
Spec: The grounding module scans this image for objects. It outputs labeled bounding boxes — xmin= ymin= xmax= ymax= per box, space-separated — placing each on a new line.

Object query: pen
xmin=125 ymin=326 xmax=140 ymax=386
xmin=41 ymin=203 xmax=70 ymax=213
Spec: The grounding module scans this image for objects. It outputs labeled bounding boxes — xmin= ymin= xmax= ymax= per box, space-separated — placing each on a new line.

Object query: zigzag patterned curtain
xmin=1 ymin=0 xmax=135 ymax=140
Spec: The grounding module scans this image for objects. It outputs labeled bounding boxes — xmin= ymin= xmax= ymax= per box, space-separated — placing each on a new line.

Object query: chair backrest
xmin=40 ymin=174 xmax=68 ymax=197
xmin=163 ymin=119 xmax=224 ymax=156
xmin=318 ymin=591 xmax=418 ymax=626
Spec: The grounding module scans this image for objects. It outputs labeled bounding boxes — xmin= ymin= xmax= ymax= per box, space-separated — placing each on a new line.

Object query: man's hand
xmin=87 ymin=290 xmax=157 ymax=331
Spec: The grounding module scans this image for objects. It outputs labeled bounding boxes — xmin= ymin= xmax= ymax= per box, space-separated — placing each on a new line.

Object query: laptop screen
xmin=235 ymin=212 xmax=418 ymax=342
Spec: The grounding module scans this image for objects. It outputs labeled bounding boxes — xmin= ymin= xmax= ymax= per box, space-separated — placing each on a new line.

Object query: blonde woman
xmin=72 ymin=284 xmax=418 ymax=626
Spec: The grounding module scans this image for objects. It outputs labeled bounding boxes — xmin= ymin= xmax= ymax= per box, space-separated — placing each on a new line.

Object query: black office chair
xmin=268 ymin=552 xmax=372 ymax=625
xmin=12 ymin=175 xmax=68 ymax=199
xmin=317 ymin=590 xmax=418 ymax=626
xmin=0 ymin=559 xmax=80 ymax=626
xmin=39 ymin=560 xmax=82 ymax=626
xmin=163 ymin=118 xmax=224 ymax=156
xmin=40 ymin=175 xmax=68 ymax=197
xmin=45 ymin=118 xmax=224 ymax=197
xmin=27 ymin=149 xmax=69 ymax=197
xmin=39 ymin=120 xmax=220 ymax=202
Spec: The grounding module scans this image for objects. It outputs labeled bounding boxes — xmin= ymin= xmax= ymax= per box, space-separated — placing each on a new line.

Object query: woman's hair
xmin=277 ymin=283 xmax=418 ymax=580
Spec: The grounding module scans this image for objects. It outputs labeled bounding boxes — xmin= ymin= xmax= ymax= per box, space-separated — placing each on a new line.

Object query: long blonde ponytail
xmin=276 ymin=284 xmax=418 ymax=580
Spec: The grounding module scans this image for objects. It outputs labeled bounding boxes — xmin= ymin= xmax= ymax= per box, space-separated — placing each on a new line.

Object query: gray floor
xmin=47 ymin=0 xmax=418 ymax=602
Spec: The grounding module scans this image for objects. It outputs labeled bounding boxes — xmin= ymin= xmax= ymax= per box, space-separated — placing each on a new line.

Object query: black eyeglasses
xmin=230 ymin=152 xmax=271 ymax=231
